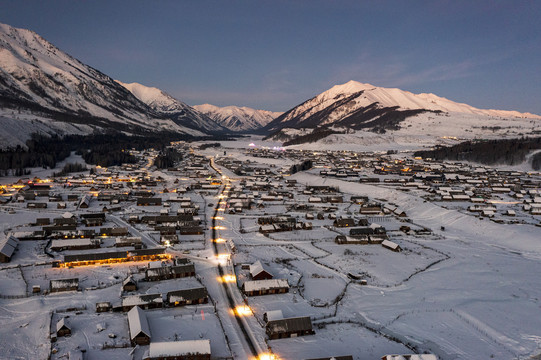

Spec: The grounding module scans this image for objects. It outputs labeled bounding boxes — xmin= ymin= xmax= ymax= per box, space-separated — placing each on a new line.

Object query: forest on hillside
xmin=414 ymin=137 xmax=541 ymax=170
xmin=0 ymin=132 xmax=197 ymax=176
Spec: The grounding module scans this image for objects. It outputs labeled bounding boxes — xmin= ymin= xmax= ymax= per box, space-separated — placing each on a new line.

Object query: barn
xmin=166 ymin=287 xmax=209 ymax=306
xmin=266 ymin=316 xmax=315 ymax=339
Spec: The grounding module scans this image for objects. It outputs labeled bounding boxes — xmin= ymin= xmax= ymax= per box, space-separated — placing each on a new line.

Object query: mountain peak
xmin=194 ymin=104 xmax=281 ymax=132
xmin=116 ymin=81 xmax=226 ymax=133
xmin=326 ymin=80 xmax=376 ymax=96
xmin=264 ymin=79 xmax=541 ymax=136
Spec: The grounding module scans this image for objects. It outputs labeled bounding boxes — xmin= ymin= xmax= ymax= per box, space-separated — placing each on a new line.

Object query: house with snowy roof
xmin=56 ymin=317 xmax=71 ymax=337
xmin=166 ymin=287 xmax=208 ymax=306
xmin=122 ymin=293 xmax=163 ymax=312
xmin=50 ymin=278 xmax=79 ymax=293
xmin=128 ymin=306 xmax=151 ymax=346
xmin=249 ymin=260 xmax=273 ymax=280
xmin=243 ymin=279 xmax=289 ymax=296
xmin=266 ymin=316 xmax=315 ymax=339
xmin=0 ymin=235 xmax=19 ymax=263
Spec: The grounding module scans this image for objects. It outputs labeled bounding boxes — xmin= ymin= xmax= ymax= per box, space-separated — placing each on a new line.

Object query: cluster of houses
xmin=2 ymin=142 xmax=534 ymax=360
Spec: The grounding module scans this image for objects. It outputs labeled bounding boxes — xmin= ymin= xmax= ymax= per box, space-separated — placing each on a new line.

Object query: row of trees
xmin=0 ymin=131 xmax=194 ymax=177
xmin=414 ymin=137 xmax=541 ymax=169
xmin=283 ymin=128 xmax=340 ymax=146
xmin=154 ymin=148 xmax=183 ymax=169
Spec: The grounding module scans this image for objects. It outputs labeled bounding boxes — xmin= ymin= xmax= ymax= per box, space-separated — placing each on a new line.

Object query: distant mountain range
xmin=115 ymin=81 xmax=228 ymax=134
xmin=265 ymin=80 xmax=541 ymax=147
xmin=194 ymin=103 xmax=280 ymax=132
xmin=1 ymin=22 xmax=540 ymax=150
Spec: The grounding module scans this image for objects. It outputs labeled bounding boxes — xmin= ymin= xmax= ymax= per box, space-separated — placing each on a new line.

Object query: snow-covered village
xmin=1 ymin=140 xmax=541 ymax=360
xmin=1 ymin=2 xmax=541 ymax=360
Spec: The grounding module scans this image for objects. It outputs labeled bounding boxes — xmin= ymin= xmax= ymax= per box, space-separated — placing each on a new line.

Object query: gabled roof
xmin=249 ymin=260 xmax=272 ymax=278
xmin=0 ymin=235 xmax=19 ymax=258
xmin=122 ymin=276 xmax=136 ymax=287
xmin=127 ymin=306 xmax=151 ymax=340
xmin=56 ymin=317 xmax=70 ymax=332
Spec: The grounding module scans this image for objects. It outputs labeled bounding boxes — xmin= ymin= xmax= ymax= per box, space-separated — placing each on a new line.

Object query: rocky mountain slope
xmin=194 ymin=103 xmax=280 ymax=132
xmin=0 ymin=23 xmax=211 ymax=148
xmin=116 ymin=81 xmax=227 ymax=134
xmin=264 ymin=80 xmax=541 ymax=147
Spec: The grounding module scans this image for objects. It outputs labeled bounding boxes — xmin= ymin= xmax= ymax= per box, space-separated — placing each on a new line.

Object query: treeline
xmin=199 ymin=142 xmax=221 ymax=150
xmin=414 ymin=137 xmax=541 ymax=169
xmin=154 ymin=148 xmax=183 ymax=169
xmin=52 ymin=162 xmax=87 ymax=177
xmin=0 ymin=131 xmax=196 ymax=176
xmin=290 ymin=159 xmax=313 ymax=174
xmin=283 ymin=128 xmax=341 ymax=146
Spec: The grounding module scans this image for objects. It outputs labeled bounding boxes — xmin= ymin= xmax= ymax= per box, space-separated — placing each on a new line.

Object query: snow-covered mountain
xmin=116 ymin=81 xmax=228 ymax=134
xmin=265 ymin=80 xmax=541 ymax=132
xmin=194 ymin=103 xmax=281 ymax=132
xmin=264 ymin=80 xmax=541 ymax=147
xmin=0 ymin=22 xmax=210 ymax=148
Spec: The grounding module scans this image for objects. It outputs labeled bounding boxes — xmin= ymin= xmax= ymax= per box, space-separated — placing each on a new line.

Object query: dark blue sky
xmin=1 ymin=1 xmax=540 ymax=114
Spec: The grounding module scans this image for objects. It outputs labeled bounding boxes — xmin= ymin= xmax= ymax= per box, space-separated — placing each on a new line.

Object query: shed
xmin=50 ymin=278 xmax=79 ymax=293
xmin=128 ymin=306 xmax=151 ymax=346
xmin=122 ymin=293 xmax=163 ymax=312
xmin=266 ymin=316 xmax=315 ymax=339
xmin=166 ymin=287 xmax=208 ymax=306
xmin=382 ymin=240 xmax=402 ymax=252
xmin=250 ymin=261 xmax=273 ymax=280
xmin=122 ymin=276 xmax=137 ymax=292
xmin=96 ymin=301 xmax=112 ymax=313
xmin=56 ymin=317 xmax=71 ymax=337
xmin=0 ymin=235 xmax=19 ymax=263
xmin=263 ymin=310 xmax=283 ymax=323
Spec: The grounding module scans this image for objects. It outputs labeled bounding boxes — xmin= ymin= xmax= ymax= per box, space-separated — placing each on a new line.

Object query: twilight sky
xmin=1 ymin=1 xmax=540 ymax=114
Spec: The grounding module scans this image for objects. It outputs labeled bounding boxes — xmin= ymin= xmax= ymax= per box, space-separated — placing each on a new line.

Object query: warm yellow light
xmin=219 ymin=274 xmax=236 ymax=283
xmin=213 ymin=226 xmax=226 ymax=230
xmin=214 ymin=238 xmax=226 ymax=243
xmin=258 ymin=353 xmax=279 ymax=360
xmin=212 ymin=216 xmax=224 ymax=220
xmin=234 ymin=305 xmax=252 ymax=316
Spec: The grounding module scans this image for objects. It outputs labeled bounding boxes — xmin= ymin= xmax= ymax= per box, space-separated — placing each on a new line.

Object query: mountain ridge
xmin=194 ymin=103 xmax=281 ymax=132
xmin=0 ymin=22 xmax=214 ymax=148
xmin=265 ymin=80 xmax=540 ymax=134
xmin=116 ymin=81 xmax=228 ymax=134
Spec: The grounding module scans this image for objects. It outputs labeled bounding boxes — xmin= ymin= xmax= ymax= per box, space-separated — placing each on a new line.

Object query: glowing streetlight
xmin=234 ymin=305 xmax=252 ymax=316
xmin=219 ymin=274 xmax=236 ymax=283
xmin=258 ymin=354 xmax=279 ymax=360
